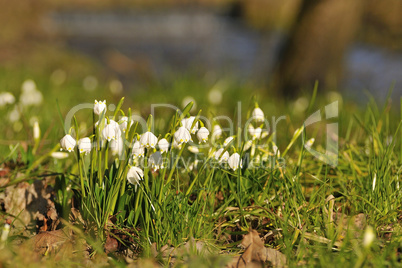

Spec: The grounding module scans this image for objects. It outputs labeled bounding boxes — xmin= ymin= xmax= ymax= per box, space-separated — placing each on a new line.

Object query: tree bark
xmin=274 ymin=0 xmax=364 ymax=97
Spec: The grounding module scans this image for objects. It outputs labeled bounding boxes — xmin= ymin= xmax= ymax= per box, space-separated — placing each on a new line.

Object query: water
xmin=48 ymin=9 xmax=402 ymax=101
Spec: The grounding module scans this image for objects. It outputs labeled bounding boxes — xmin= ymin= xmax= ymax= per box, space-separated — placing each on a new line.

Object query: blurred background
xmin=1 ymin=0 xmax=401 ymax=99
xmin=0 ymin=0 xmax=402 ymax=142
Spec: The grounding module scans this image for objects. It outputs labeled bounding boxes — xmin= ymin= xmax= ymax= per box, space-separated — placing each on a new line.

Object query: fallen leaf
xmin=227 ymin=229 xmax=287 ymax=268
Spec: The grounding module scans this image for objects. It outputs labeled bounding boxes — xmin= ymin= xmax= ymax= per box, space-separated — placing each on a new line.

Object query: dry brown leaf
xmin=227 ymin=229 xmax=286 ymax=268
xmin=29 ymin=228 xmax=72 ymax=255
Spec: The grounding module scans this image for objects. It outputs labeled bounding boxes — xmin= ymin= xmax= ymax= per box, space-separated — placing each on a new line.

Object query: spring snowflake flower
xmin=102 ymin=123 xmax=118 ymax=141
xmin=252 ymin=107 xmax=264 ymax=122
xmin=172 ymin=139 xmax=182 ymax=149
xmin=94 ymin=100 xmax=106 ymax=115
xmin=212 ymin=125 xmax=222 ymax=139
xmin=149 ymin=151 xmax=164 ymax=170
xmin=60 ymin=134 xmax=76 ymax=152
xmin=182 ymin=116 xmax=199 ymax=134
xmin=51 ymin=152 xmax=69 ymax=159
xmin=127 ymin=166 xmax=143 ymax=189
xmin=78 ymin=137 xmax=92 ymax=154
xmin=223 ymin=136 xmax=234 ymax=147
xmin=20 ymin=80 xmax=43 ymax=107
xmin=305 ymin=138 xmax=315 ymax=149
xmin=174 ymin=126 xmax=192 ymax=145
xmin=118 ymin=116 xmax=132 ymax=132
xmin=110 ymin=137 xmax=124 ymax=156
xmin=215 ymin=148 xmax=229 ymax=163
xmin=33 ymin=121 xmax=40 ymax=141
xmin=132 ymin=141 xmax=144 ymax=157
xmin=243 ymin=140 xmax=253 ymax=151
xmin=228 ymin=153 xmax=242 ymax=171
xmin=196 ymin=127 xmax=209 ymax=143
xmin=273 ymin=144 xmax=280 ymax=156
xmin=0 ymin=92 xmax=15 ymax=107
xmin=188 ymin=146 xmax=199 ymax=154
xmin=248 ymin=125 xmax=262 ymax=140
xmin=140 ymin=131 xmax=158 ymax=148
xmin=158 ymin=138 xmax=169 ymax=153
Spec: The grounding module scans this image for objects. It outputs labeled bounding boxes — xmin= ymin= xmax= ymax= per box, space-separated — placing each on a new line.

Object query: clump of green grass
xmin=1 ymin=82 xmax=401 ymax=267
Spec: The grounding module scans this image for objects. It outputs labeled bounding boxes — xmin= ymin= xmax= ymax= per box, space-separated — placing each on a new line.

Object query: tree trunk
xmin=274 ymin=0 xmax=364 ymax=97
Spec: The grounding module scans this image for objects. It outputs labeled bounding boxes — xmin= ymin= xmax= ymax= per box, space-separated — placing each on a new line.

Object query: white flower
xmin=8 ymin=105 xmax=20 ymax=122
xmin=363 ymin=226 xmax=375 ymax=248
xmin=223 ymin=136 xmax=234 ymax=147
xmin=127 ymin=166 xmax=143 ymax=189
xmin=60 ymin=134 xmax=76 ymax=152
xmin=0 ymin=92 xmax=15 ymax=107
xmin=181 ymin=116 xmax=199 ymax=134
xmin=214 ymin=148 xmax=229 ymax=163
xmin=305 ymin=138 xmax=315 ymax=149
xmin=94 ymin=100 xmax=106 ymax=115
xmin=188 ymin=146 xmax=199 ymax=154
xmin=110 ymin=137 xmax=124 ymax=156
xmin=261 ymin=131 xmax=269 ymax=139
xmin=248 ymin=125 xmax=262 ymax=140
xmin=78 ymin=137 xmax=92 ymax=154
xmin=252 ymin=107 xmax=264 ymax=122
xmin=243 ymin=140 xmax=253 ymax=151
xmin=140 ymin=131 xmax=158 ymax=148
xmin=174 ymin=126 xmax=192 ymax=145
xmin=102 ymin=124 xmax=118 ymax=141
xmin=20 ymin=80 xmax=43 ymax=107
xmin=212 ymin=125 xmax=222 ymax=139
xmin=173 ymin=139 xmax=182 ymax=149
xmin=228 ymin=153 xmax=242 ymax=171
xmin=273 ymin=144 xmax=280 ymax=156
xmin=158 ymin=138 xmax=169 ymax=153
xmin=132 ymin=141 xmax=144 ymax=157
xmin=109 ymin=119 xmax=122 ymax=138
xmin=196 ymin=127 xmax=209 ymax=143
xmin=118 ymin=116 xmax=131 ymax=132
xmin=149 ymin=151 xmax=164 ymax=170
xmin=33 ymin=121 xmax=40 ymax=141
xmin=51 ymin=152 xmax=69 ymax=159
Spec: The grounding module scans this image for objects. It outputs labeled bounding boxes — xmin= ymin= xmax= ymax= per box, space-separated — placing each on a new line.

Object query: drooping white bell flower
xmin=149 ymin=151 xmax=164 ymax=170
xmin=51 ymin=152 xmax=69 ymax=159
xmin=181 ymin=116 xmax=199 ymax=134
xmin=132 ymin=141 xmax=144 ymax=158
xmin=272 ymin=144 xmax=280 ymax=156
xmin=252 ymin=107 xmax=264 ymax=122
xmin=243 ymin=140 xmax=253 ymax=151
xmin=172 ymin=139 xmax=182 ymax=149
xmin=174 ymin=126 xmax=192 ymax=145
xmin=139 ymin=131 xmax=158 ymax=148
xmin=60 ymin=134 xmax=76 ymax=152
xmin=78 ymin=137 xmax=92 ymax=154
xmin=33 ymin=121 xmax=40 ymax=141
xmin=212 ymin=125 xmax=222 ymax=139
xmin=214 ymin=148 xmax=229 ymax=163
xmin=109 ymin=119 xmax=122 ymax=138
xmin=196 ymin=127 xmax=209 ymax=144
xmin=102 ymin=124 xmax=118 ymax=141
xmin=118 ymin=116 xmax=131 ymax=132
xmin=0 ymin=92 xmax=15 ymax=107
xmin=94 ymin=100 xmax=106 ymax=115
xmin=127 ymin=166 xmax=144 ymax=190
xmin=228 ymin=153 xmax=242 ymax=171
xmin=20 ymin=80 xmax=43 ymax=107
xmin=110 ymin=136 xmax=124 ymax=157
xmin=305 ymin=138 xmax=315 ymax=149
xmin=188 ymin=146 xmax=199 ymax=154
xmin=248 ymin=125 xmax=262 ymax=140
xmin=223 ymin=136 xmax=234 ymax=147
xmin=158 ymin=138 xmax=169 ymax=153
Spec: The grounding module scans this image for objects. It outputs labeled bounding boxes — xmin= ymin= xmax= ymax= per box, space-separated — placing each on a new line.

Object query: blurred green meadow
xmin=1 ymin=0 xmax=402 ymax=267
